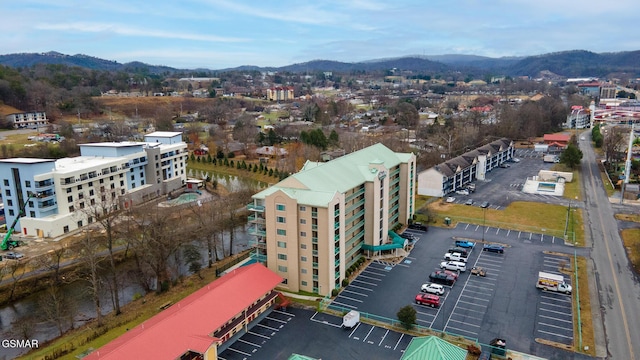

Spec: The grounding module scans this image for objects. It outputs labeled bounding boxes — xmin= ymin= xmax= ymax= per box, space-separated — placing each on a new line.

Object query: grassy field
xmin=563 ymin=170 xmax=582 ymax=201
xmin=574 ymin=256 xmax=596 ymax=356
xmin=426 ymin=201 xmax=585 ymax=245
xmin=621 ymin=228 xmax=640 ymax=274
xmin=615 ymin=213 xmax=640 ymax=222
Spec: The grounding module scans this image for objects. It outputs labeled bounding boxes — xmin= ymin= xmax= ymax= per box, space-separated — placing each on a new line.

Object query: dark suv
xmin=483 ymin=244 xmax=504 ymax=253
xmin=408 ymin=222 xmax=428 ymax=231
xmin=429 ymin=271 xmax=456 ymax=286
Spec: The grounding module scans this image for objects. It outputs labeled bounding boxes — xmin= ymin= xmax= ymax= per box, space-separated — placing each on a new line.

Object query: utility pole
xmin=620 ymin=122 xmax=634 ymax=204
xmin=482 ymin=207 xmax=487 ymax=242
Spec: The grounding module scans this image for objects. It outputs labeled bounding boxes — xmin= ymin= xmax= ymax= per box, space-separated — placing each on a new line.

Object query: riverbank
xmin=20 ymin=249 xmax=254 ymax=360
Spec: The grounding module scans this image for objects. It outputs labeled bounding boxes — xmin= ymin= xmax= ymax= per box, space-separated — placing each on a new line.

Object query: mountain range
xmin=1 ymin=50 xmax=639 ymax=78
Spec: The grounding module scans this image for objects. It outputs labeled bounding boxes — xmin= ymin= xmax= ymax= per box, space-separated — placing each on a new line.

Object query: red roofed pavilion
xmin=85 ymin=263 xmax=283 ymax=360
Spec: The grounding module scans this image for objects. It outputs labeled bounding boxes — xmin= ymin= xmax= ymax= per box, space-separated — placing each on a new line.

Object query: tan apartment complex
xmin=248 ymin=143 xmax=416 ymax=296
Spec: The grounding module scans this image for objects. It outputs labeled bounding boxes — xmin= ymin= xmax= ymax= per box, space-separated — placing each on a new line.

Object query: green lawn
xmin=428 ymin=201 xmax=585 ymax=245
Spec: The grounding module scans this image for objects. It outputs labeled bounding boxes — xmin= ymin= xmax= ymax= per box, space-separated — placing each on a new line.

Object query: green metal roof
xmin=400 ymin=336 xmax=468 ymax=360
xmin=287 ymin=354 xmax=318 ymax=360
xmin=253 ymin=143 xmax=413 ymax=207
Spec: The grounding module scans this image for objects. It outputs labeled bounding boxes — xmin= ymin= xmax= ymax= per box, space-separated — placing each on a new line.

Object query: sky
xmin=1 ymin=0 xmax=639 ymax=70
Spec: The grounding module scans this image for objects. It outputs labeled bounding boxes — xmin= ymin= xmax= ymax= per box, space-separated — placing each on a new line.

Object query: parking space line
xmin=364 ymin=268 xmax=388 ymax=275
xmin=465 ymin=223 xmax=470 ymax=230
xmin=518 ymin=231 xmax=521 ymax=238
xmin=506 ymin=229 xmax=510 ymax=236
xmin=352 ymin=279 xmax=378 ymax=286
xmin=330 ymin=300 xmax=358 ymax=309
xmin=238 ymin=338 xmax=261 ymax=348
xmin=362 ymin=326 xmax=375 ymax=343
xmin=539 ymin=315 xmax=572 ymax=323
xmin=342 ymin=289 xmax=368 ymax=297
xmin=539 ymin=308 xmax=571 ymax=316
xmin=460 ymin=295 xmax=489 ymax=303
xmin=448 ymin=318 xmax=481 ymax=327
xmin=227 ymin=346 xmax=252 ymax=356
xmin=445 ymin=325 xmax=478 ymax=337
xmin=248 ymin=331 xmax=270 ymax=339
xmin=348 ymin=322 xmax=361 ymax=338
xmin=348 ymin=284 xmax=374 ymax=292
xmin=495 ymin=228 xmax=500 ymax=234
xmin=541 ymin=295 xmax=571 ymax=303
xmin=450 ymin=312 xmax=484 ymax=321
xmin=538 ymin=329 xmax=573 ymax=339
xmin=475 ymin=225 xmax=480 ymax=231
xmin=540 ymin=301 xmax=571 ymax=309
xmin=266 ymin=316 xmax=288 ymax=324
xmin=357 ymin=274 xmax=383 ymax=281
xmin=454 ymin=305 xmax=486 ymax=314
xmin=336 ymin=295 xmax=364 ymax=303
xmin=378 ymin=329 xmax=390 ymax=346
xmin=256 ymin=323 xmax=280 ymax=332
xmin=273 ymin=309 xmax=295 ymax=317
xmin=529 ymin=232 xmax=532 ymax=240
xmin=394 ymin=334 xmax=405 ymax=350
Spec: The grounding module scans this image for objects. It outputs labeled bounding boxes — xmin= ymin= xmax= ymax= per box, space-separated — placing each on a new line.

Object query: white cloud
xmin=36 ymin=22 xmax=249 ymax=43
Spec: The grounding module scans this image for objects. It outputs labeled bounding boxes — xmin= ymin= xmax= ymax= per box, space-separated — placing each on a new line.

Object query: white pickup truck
xmin=444 ymin=252 xmax=468 ymax=263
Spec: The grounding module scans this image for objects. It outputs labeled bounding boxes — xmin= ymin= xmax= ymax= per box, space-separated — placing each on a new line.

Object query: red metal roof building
xmin=85 ymin=263 xmax=283 ymax=360
xmin=543 ymin=133 xmax=571 ymax=148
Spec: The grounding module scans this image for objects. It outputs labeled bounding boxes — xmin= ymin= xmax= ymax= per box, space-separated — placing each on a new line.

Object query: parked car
xmin=429 ymin=272 xmax=456 ymax=286
xmin=421 ymin=283 xmax=445 ymax=295
xmin=480 ymin=201 xmax=490 ymax=208
xmin=408 ymin=222 xmax=428 ymax=231
xmin=454 ymin=240 xmax=475 ymax=248
xmin=489 ymin=338 xmax=507 ymax=356
xmin=400 ymin=232 xmax=418 ymax=241
xmin=455 ymin=189 xmax=470 ymax=195
xmin=466 ymin=183 xmax=476 ymax=192
xmin=447 ymin=247 xmax=469 ymax=258
xmin=415 ymin=293 xmax=441 ymax=308
xmin=4 ymin=252 xmax=24 ymax=260
xmin=446 ymin=196 xmax=456 ymax=203
xmin=435 ymin=270 xmax=459 ymax=280
xmin=483 ymin=243 xmax=504 ymax=253
xmin=465 ymin=199 xmax=474 ymax=205
xmin=499 ymin=163 xmax=510 ymax=168
xmin=471 ymin=266 xmax=487 ymax=277
xmin=440 ymin=261 xmax=467 ymax=272
xmin=444 ymin=252 xmax=468 ymax=263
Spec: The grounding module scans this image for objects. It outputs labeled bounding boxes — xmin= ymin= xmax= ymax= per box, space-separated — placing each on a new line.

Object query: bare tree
xmin=187 ymin=198 xmax=224 ymax=267
xmin=5 ymin=258 xmax=29 ymax=301
xmin=219 ymin=187 xmax=254 ymax=256
xmin=74 ymin=230 xmax=105 ymax=326
xmin=79 ymin=188 xmax=123 ymax=315
xmin=38 ymin=285 xmax=76 ymax=336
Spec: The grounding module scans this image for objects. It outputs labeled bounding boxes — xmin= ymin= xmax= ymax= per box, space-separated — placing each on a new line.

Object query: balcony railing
xmin=247 ymin=204 xmax=265 ymax=212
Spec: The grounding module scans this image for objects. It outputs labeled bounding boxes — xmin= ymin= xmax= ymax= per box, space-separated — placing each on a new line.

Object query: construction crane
xmin=1 ymin=193 xmax=34 ymax=251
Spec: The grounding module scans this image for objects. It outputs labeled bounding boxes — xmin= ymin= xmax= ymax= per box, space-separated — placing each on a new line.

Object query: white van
xmin=440 ymin=261 xmax=466 ymax=272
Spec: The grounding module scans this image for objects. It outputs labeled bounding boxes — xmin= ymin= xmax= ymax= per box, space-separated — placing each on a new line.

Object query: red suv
xmin=415 ymin=293 xmax=441 ymax=308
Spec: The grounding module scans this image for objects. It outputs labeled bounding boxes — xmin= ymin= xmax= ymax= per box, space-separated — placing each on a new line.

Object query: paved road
xmin=580 ymin=133 xmax=640 ymax=360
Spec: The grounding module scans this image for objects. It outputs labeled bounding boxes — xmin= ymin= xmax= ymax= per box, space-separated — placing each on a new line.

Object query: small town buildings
xmin=566 ymin=106 xmax=591 ymax=129
xmin=84 ymin=263 xmax=283 ymax=360
xmin=0 ymin=132 xmax=187 ymax=238
xmin=417 ymin=138 xmax=514 ymax=197
xmin=5 ymin=111 xmax=49 ymax=129
xmin=543 ymin=133 xmax=571 ymax=150
xmin=248 ymin=143 xmax=416 ymax=296
xmin=266 ymin=87 xmax=295 ymax=101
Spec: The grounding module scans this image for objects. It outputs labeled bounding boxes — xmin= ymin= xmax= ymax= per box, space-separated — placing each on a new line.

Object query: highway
xmin=580 ymin=133 xmax=640 ymax=360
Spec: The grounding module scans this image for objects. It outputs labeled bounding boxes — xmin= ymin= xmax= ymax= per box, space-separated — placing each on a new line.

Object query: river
xmin=0 ymin=170 xmax=265 ymax=359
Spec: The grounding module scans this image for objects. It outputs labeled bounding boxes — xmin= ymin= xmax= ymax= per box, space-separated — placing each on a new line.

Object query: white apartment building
xmin=248 ymin=143 xmax=416 ymax=296
xmin=0 ymin=132 xmax=187 ymax=238
xmin=6 ymin=111 xmax=49 ymax=129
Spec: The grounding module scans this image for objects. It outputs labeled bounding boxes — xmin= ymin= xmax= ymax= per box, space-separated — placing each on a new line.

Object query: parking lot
xmin=446 ymin=148 xmax=571 ymax=210
xmin=325 ymin=224 xmax=587 ymax=358
xmin=218 ymin=307 xmax=412 ymax=360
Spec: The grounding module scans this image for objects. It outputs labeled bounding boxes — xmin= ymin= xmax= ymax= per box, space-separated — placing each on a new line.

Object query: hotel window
xmin=301 ymin=256 xmax=307 ymax=262
xmin=301 ymin=281 xmax=308 ymax=286
xmin=301 ymin=268 xmax=307 ymax=274
xmin=277 ymin=229 xmax=286 ymax=236
xmin=299 ymin=206 xmax=306 ymax=211
xmin=300 ymin=219 xmax=306 ymax=224
xmin=300 ymin=231 xmax=306 ymax=237
xmin=276 ymin=204 xmax=286 ymax=211
xmin=278 ymin=265 xmax=287 ymax=272
xmin=278 ymin=254 xmax=287 ymax=260
xmin=2 ymin=179 xmax=8 ymax=186
xmin=277 ymin=216 xmax=286 ymax=223
xmin=301 ymin=244 xmax=307 ymax=249
xmin=277 ymin=241 xmax=287 ymax=248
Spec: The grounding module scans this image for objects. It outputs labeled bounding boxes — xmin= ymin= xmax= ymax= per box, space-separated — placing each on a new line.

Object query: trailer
xmin=342 ymin=310 xmax=360 ymax=329
xmin=536 ymin=271 xmax=572 ymax=294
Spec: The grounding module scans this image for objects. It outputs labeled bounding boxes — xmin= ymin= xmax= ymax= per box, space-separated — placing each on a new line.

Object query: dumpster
xmin=444 ymin=217 xmax=451 ymax=226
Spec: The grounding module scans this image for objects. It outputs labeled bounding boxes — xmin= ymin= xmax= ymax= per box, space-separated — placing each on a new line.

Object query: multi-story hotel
xmin=0 ymin=132 xmax=187 ymax=238
xmin=248 ymin=143 xmax=416 ymax=296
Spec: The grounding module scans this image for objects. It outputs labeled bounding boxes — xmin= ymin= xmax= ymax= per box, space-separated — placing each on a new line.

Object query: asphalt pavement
xmin=580 ymin=132 xmax=640 ymax=360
